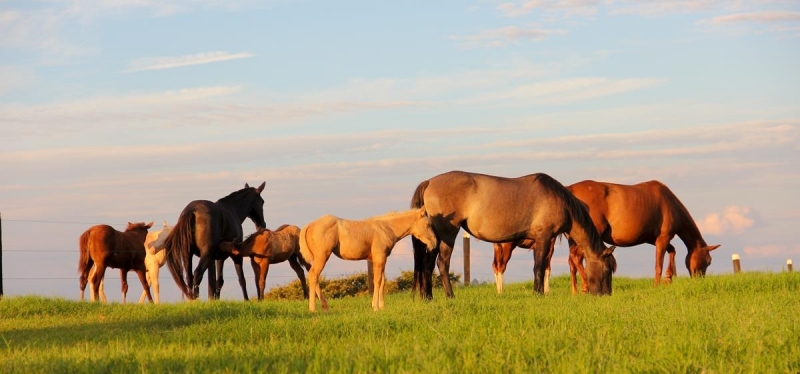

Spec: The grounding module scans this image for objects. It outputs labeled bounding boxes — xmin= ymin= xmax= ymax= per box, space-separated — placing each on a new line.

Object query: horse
xmin=493 ymin=179 xmax=721 ymax=294
xmin=164 ymin=182 xmax=266 ymax=300
xmin=135 ymin=221 xmax=173 ymax=303
xmin=410 ymin=171 xmax=617 ymax=300
xmin=218 ymin=224 xmax=311 ymax=301
xmin=78 ymin=221 xmax=154 ymax=303
xmin=566 ymin=180 xmax=720 ymax=290
xmin=299 ymin=207 xmax=438 ymax=312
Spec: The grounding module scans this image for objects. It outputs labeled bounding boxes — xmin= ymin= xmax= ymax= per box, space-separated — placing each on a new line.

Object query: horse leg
xmin=91 ymin=264 xmax=107 ymax=303
xmin=412 ymin=236 xmax=437 ymax=300
xmin=207 ymin=257 xmax=218 ymax=300
xmin=192 ymin=254 xmax=213 ymax=300
xmin=257 ymin=258 xmax=269 ymax=301
xmin=307 ymin=249 xmax=332 ymax=312
xmin=288 ymin=255 xmax=310 ymax=299
xmin=372 ymin=255 xmax=387 ymax=311
xmin=135 ymin=268 xmax=154 ymax=303
xmin=544 ymin=237 xmax=556 ymax=294
xmin=531 ymin=234 xmax=554 ymax=294
xmin=250 ymin=258 xmax=261 ymax=300
xmin=213 ymin=258 xmax=224 ymax=299
xmin=81 ymin=264 xmax=94 ymax=301
xmin=120 ymin=269 xmax=129 ymax=304
xmin=138 ymin=270 xmax=149 ymax=304
xmin=665 ymin=244 xmax=677 ymax=283
xmin=653 ymin=235 xmax=674 ymax=286
xmin=492 ymin=243 xmax=510 ymax=294
xmin=436 ymin=230 xmax=458 ymax=299
xmin=232 ymin=256 xmax=250 ymax=301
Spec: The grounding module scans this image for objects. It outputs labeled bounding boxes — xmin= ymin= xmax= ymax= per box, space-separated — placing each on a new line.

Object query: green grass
xmin=2 ymin=272 xmax=800 ymax=373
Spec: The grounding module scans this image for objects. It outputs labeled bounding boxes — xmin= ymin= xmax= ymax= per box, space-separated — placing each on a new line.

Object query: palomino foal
xmin=299 ymin=207 xmax=437 ymax=312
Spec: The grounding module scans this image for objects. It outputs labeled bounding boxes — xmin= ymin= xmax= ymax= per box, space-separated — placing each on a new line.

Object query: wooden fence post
xmin=787 ymin=259 xmax=793 ymax=272
xmin=732 ymin=254 xmax=741 ymax=274
xmin=463 ymin=232 xmax=471 ymax=286
xmin=367 ymin=260 xmax=374 ymax=294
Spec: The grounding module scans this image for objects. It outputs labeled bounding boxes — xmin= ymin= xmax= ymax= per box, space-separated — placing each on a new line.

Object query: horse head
xmin=411 ymin=206 xmax=438 ymax=251
xmin=585 ymin=245 xmax=616 ymax=295
xmin=687 ymin=244 xmax=720 ymax=277
xmin=245 ymin=182 xmax=267 ymax=230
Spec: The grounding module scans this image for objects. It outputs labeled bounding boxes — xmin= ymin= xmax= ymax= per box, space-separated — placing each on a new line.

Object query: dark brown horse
xmin=78 ymin=221 xmax=154 ymax=303
xmin=219 ymin=224 xmax=310 ymax=301
xmin=411 ymin=171 xmax=616 ymax=299
xmin=164 ymin=182 xmax=266 ymax=300
xmin=494 ymin=179 xmax=720 ymax=293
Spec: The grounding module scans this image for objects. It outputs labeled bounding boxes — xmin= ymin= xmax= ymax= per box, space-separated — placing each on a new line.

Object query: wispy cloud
xmin=451 ymin=26 xmax=566 ymax=48
xmin=743 ymin=244 xmax=800 ymax=258
xmin=698 ymin=206 xmax=756 ymax=236
xmin=498 ymin=0 xmax=601 ymax=18
xmin=125 ymin=51 xmax=254 ymax=72
xmin=708 ymin=11 xmax=800 ymax=24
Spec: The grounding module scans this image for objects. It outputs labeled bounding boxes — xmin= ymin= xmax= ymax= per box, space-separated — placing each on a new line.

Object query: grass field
xmin=2 ymin=272 xmax=799 ymax=373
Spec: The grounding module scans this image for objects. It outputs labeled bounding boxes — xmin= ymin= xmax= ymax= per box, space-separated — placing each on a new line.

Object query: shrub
xmin=265 ymin=270 xmax=461 ymax=301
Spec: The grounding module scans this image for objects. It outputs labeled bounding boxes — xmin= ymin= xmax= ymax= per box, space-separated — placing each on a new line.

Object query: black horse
xmin=164 ymin=182 xmax=267 ymax=300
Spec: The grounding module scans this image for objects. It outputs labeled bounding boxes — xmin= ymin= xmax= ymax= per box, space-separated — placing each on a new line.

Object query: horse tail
xmin=298 ymin=224 xmax=314 ymax=265
xmin=77 ymin=230 xmax=94 ymax=292
xmin=164 ymin=209 xmax=196 ymax=299
xmin=410 ymin=179 xmax=430 ymax=209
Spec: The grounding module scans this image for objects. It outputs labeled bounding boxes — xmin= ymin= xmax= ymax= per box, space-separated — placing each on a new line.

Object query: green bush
xmin=266 ymin=270 xmax=461 ymax=301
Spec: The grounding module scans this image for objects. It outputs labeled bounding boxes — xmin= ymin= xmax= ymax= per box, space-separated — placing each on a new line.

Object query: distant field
xmin=2 ymin=272 xmax=799 ymax=373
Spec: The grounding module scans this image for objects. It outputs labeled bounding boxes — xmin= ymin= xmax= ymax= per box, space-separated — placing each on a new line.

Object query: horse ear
xmin=707 ymin=244 xmax=721 ymax=252
xmin=603 ymin=245 xmax=616 ymax=256
xmin=146 ymin=221 xmax=154 ymax=228
xmin=256 ymin=181 xmax=266 ymax=194
xmin=245 ymin=183 xmax=250 ymax=188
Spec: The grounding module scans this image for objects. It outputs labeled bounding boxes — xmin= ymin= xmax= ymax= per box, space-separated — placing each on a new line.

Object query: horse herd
xmin=77 ymin=171 xmax=720 ymax=311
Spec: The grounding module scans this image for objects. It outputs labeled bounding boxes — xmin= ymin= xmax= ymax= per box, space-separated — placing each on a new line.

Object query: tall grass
xmin=2 ymin=272 xmax=799 ymax=373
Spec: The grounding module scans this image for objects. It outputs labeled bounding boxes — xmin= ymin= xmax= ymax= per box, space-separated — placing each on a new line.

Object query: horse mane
xmin=216 ymin=187 xmax=255 ymax=203
xmin=241 ymin=228 xmax=269 ymax=244
xmin=275 ymin=224 xmax=293 ymax=231
xmin=652 ymin=181 xmax=707 ymax=246
xmin=533 ymin=173 xmax=603 ymax=250
xmin=369 ymin=208 xmax=419 ymax=221
xmin=125 ymin=222 xmax=150 ymax=231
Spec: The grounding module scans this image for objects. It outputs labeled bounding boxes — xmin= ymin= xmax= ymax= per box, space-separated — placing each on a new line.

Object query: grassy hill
xmin=2 ymin=272 xmax=799 ymax=373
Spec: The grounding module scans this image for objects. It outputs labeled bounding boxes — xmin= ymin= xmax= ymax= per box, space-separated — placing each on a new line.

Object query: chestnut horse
xmin=219 ymin=224 xmax=310 ymax=301
xmin=78 ymin=221 xmax=154 ymax=303
xmin=300 ymin=207 xmax=438 ymax=312
xmin=492 ymin=239 xmax=554 ymax=294
xmin=164 ymin=182 xmax=266 ymax=300
xmin=494 ymin=179 xmax=720 ymax=294
xmin=411 ymin=171 xmax=616 ymax=300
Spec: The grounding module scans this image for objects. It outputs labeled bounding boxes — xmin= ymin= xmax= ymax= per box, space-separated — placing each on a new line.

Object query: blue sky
xmin=1 ymin=0 xmax=799 ymax=302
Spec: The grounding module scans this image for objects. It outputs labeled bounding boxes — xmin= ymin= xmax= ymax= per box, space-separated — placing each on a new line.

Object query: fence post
xmin=787 ymin=259 xmax=793 ymax=272
xmin=0 ymin=212 xmax=3 ymax=298
xmin=732 ymin=253 xmax=741 ymax=274
xmin=463 ymin=232 xmax=470 ymax=286
xmin=367 ymin=260 xmax=374 ymax=295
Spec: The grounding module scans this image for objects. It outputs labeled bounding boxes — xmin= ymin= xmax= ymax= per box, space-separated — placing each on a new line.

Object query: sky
xmin=1 ymin=0 xmax=799 ymax=303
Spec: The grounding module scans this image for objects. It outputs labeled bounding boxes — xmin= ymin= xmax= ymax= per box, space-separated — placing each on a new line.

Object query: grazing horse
xmin=219 ymin=224 xmax=310 ymax=301
xmin=493 ymin=179 xmax=721 ymax=294
xmin=411 ymin=171 xmax=617 ymax=300
xmin=78 ymin=221 xmax=154 ymax=303
xmin=567 ymin=180 xmax=720 ymax=290
xmin=300 ymin=207 xmax=438 ymax=312
xmin=164 ymin=182 xmax=266 ymax=301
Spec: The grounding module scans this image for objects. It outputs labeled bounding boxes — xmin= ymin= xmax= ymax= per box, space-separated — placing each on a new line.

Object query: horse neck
xmin=373 ymin=211 xmax=419 ymax=240
xmin=674 ymin=210 xmax=707 ymax=252
xmin=218 ymin=196 xmax=254 ymax=223
xmin=567 ymin=209 xmax=605 ymax=259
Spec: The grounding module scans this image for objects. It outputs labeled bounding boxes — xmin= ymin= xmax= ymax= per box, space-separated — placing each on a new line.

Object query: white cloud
xmin=451 ymin=26 xmax=566 ymax=48
xmin=708 ymin=11 xmax=800 ymax=24
xmin=698 ymin=206 xmax=756 ymax=236
xmin=743 ymin=244 xmax=800 ymax=258
xmin=498 ymin=0 xmax=601 ymax=18
xmin=125 ymin=51 xmax=254 ymax=72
